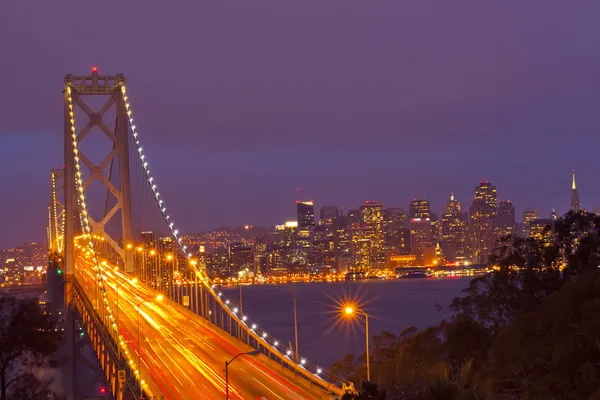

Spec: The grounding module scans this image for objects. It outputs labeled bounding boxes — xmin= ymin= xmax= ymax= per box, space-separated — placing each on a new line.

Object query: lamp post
xmin=136 ymin=294 xmax=163 ymax=397
xmin=344 ymin=306 xmax=370 ymax=382
xmin=225 ymin=350 xmax=259 ymax=399
xmin=239 ymin=284 xmax=243 ymax=317
xmin=292 ymin=288 xmax=299 ymax=363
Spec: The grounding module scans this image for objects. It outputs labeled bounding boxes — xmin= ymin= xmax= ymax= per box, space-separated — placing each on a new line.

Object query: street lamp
xmin=136 ymin=294 xmax=163 ymax=396
xmin=343 ymin=305 xmax=370 ymax=382
xmin=292 ymin=288 xmax=299 ymax=363
xmin=225 ymin=350 xmax=259 ymax=399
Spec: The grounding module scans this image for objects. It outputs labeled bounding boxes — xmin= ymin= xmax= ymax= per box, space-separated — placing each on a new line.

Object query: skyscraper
xmin=352 ymin=201 xmax=385 ymax=268
xmin=333 ymin=215 xmax=352 ymax=271
xmin=311 ymin=226 xmax=335 ymax=267
xmin=497 ymin=200 xmax=516 ymax=238
xmin=319 ymin=206 xmax=339 ymax=227
xmin=409 ymin=217 xmax=434 ymax=265
xmin=409 ymin=199 xmax=431 ymax=219
xmin=228 ymin=242 xmax=254 ymax=274
xmin=469 ymin=181 xmax=498 ymax=264
xmin=522 ymin=209 xmax=539 ymax=237
xmin=347 ymin=209 xmax=361 ymax=223
xmin=571 ymin=169 xmax=582 ymax=212
xmin=140 ymin=231 xmax=156 ymax=248
xmin=440 ymin=193 xmax=469 ymax=263
xmin=296 ymin=201 xmax=315 ymax=228
xmin=383 ymin=208 xmax=408 ymax=251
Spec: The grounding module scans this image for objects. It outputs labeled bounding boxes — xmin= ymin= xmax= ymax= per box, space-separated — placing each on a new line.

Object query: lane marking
xmin=253 ymin=378 xmax=285 ymax=400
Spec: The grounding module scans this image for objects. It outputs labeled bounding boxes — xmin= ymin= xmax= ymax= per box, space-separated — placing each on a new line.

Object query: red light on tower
xmin=92 ymin=67 xmax=98 ymax=73
xmin=99 ymin=386 xmax=106 ymax=394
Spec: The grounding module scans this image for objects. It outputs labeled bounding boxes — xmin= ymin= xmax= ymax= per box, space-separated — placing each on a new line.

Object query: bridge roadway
xmin=75 ymin=259 xmax=333 ymax=400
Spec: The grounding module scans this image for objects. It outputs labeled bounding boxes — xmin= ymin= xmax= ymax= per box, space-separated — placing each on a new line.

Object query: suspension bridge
xmin=46 ymin=69 xmax=356 ymax=399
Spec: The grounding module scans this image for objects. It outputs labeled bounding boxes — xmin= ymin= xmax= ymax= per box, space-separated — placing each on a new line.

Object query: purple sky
xmin=1 ymin=1 xmax=600 ymax=249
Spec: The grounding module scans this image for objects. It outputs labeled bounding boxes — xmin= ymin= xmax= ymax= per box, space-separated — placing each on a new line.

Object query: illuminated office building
xmin=529 ymin=218 xmax=554 ymax=242
xmin=333 ymin=216 xmax=352 ymax=267
xmin=440 ymin=193 xmax=469 ymax=263
xmin=359 ymin=201 xmax=385 ymax=267
xmin=293 ymin=227 xmax=312 ymax=268
xmin=409 ymin=199 xmax=431 ymax=219
xmin=383 ymin=208 xmax=408 ymax=251
xmin=228 ymin=242 xmax=254 ymax=273
xmin=272 ymin=221 xmax=299 ymax=268
xmin=497 ymin=200 xmax=516 ymax=238
xmin=469 ymin=181 xmax=498 ymax=264
xmin=254 ymin=235 xmax=268 ymax=275
xmin=351 ymin=224 xmax=371 ymax=269
xmin=140 ymin=231 xmax=156 ymax=248
xmin=297 ymin=201 xmax=315 ymax=229
xmin=312 ymin=226 xmax=335 ymax=267
xmin=522 ymin=209 xmax=539 ymax=238
xmin=410 ymin=217 xmax=433 ymax=264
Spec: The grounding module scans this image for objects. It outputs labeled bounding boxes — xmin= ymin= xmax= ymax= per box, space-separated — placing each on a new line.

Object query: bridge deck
xmin=76 ymin=259 xmax=333 ymax=400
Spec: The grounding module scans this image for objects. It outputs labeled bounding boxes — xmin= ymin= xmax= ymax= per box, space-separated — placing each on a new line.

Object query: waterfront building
xmin=409 ymin=217 xmax=433 ymax=264
xmin=228 ymin=242 xmax=254 ymax=274
xmin=333 ymin=215 xmax=352 ymax=267
xmin=440 ymin=193 xmax=469 ymax=263
xmin=497 ymin=200 xmax=516 ymax=238
xmin=359 ymin=201 xmax=385 ymax=267
xmin=469 ymin=181 xmax=498 ymax=264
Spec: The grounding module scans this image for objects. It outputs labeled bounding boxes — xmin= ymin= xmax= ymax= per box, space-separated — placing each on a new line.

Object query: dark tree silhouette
xmin=0 ymin=296 xmax=60 ymax=400
xmin=331 ymin=212 xmax=600 ymax=400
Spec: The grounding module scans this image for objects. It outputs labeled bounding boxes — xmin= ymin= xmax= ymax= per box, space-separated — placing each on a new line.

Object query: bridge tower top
xmin=63 ymin=69 xmax=134 ymax=275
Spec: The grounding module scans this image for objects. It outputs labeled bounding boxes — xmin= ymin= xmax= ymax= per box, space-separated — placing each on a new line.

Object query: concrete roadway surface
xmin=76 ymin=259 xmax=337 ymax=400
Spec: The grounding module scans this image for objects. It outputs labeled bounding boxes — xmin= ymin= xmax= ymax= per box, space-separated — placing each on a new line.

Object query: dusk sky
xmin=1 ymin=1 xmax=600 ymax=249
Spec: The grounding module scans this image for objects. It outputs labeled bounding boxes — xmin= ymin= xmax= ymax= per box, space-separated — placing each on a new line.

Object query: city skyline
xmin=0 ymin=170 xmax=590 ymax=249
xmin=2 ymin=1 xmax=600 ymax=249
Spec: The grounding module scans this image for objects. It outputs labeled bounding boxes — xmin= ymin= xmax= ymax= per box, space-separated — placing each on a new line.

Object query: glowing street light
xmin=343 ymin=305 xmax=371 ymax=382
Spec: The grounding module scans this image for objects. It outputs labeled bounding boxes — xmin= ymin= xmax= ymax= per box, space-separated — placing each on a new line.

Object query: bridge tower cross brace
xmin=63 ymin=70 xmax=134 ymax=275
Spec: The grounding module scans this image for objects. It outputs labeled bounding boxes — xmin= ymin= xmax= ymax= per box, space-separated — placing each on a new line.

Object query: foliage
xmin=0 ymin=296 xmax=60 ymax=400
xmin=332 ymin=212 xmax=600 ymax=400
xmin=7 ymin=373 xmax=53 ymax=400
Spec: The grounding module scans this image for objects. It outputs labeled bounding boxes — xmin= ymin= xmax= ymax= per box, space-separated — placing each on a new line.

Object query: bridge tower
xmin=63 ymin=70 xmax=134 ymax=275
xmin=49 ymin=168 xmax=64 ymax=255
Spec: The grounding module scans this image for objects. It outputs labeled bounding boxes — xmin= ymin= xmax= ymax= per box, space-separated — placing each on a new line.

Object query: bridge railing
xmin=71 ymin=273 xmax=143 ymax=399
xmin=144 ymin=273 xmax=348 ymax=396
